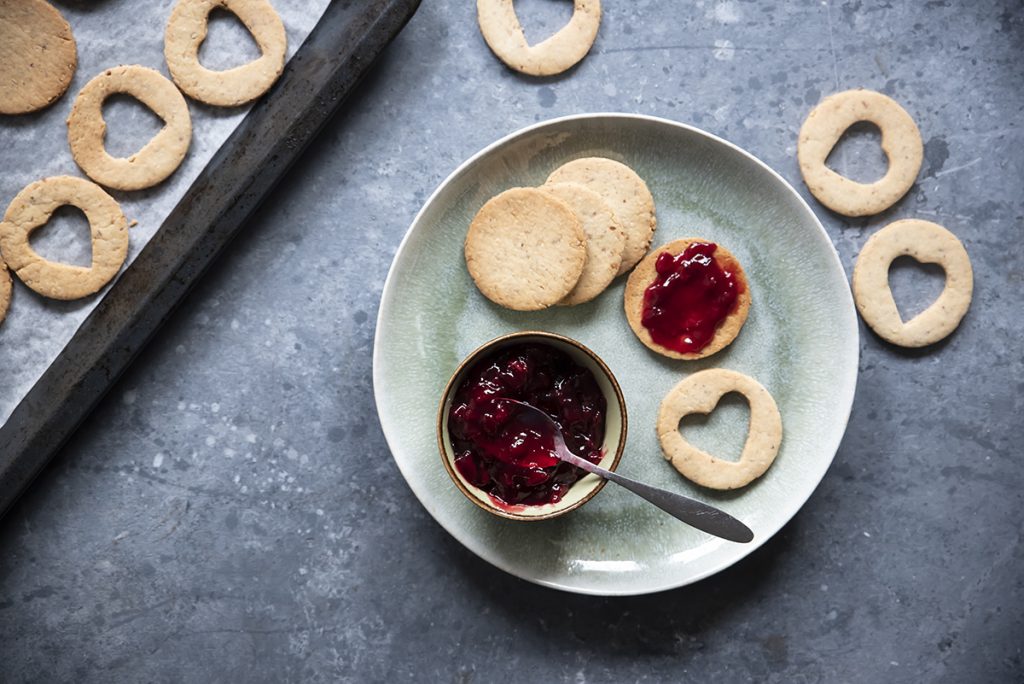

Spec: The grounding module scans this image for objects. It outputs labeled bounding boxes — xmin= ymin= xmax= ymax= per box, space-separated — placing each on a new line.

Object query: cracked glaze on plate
xmin=373 ymin=114 xmax=858 ymax=596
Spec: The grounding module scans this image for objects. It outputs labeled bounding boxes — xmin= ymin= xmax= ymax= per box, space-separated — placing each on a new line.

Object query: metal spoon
xmin=505 ymin=400 xmax=754 ymax=543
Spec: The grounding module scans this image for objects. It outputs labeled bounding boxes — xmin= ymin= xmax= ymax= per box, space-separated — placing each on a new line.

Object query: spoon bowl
xmin=505 ymin=400 xmax=754 ymax=543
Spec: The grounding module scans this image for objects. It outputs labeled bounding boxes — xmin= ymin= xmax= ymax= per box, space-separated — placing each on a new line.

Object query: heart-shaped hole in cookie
xmin=677 ymin=391 xmax=751 ymax=464
xmin=852 ymin=219 xmax=973 ymax=348
xmin=657 ymin=368 xmax=783 ymax=490
xmin=477 ymin=0 xmax=601 ymax=77
xmin=101 ymin=94 xmax=167 ymax=159
xmin=825 ymin=121 xmax=887 ymax=184
xmin=889 ymin=255 xmax=947 ymax=323
xmin=28 ymin=206 xmax=93 ymax=268
xmin=200 ymin=8 xmax=262 ymax=70
xmin=513 ymin=0 xmax=576 ymax=45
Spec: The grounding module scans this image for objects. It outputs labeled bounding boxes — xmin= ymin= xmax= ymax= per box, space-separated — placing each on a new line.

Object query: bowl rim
xmin=436 ymin=330 xmax=629 ymax=521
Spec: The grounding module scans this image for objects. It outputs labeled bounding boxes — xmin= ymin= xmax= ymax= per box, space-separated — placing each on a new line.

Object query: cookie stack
xmin=464 ymin=157 xmax=656 ymax=311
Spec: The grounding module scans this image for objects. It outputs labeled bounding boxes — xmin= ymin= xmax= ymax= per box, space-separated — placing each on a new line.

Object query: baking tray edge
xmin=0 ymin=0 xmax=422 ymax=518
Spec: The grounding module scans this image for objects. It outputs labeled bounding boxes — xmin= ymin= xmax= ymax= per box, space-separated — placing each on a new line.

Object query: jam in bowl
xmin=437 ymin=331 xmax=627 ymax=521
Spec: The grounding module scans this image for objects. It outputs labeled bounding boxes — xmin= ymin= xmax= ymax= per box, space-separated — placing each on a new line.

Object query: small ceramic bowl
xmin=437 ymin=330 xmax=628 ymax=521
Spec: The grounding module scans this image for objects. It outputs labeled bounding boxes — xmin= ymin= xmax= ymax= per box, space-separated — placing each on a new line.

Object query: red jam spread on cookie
xmin=641 ymin=242 xmax=742 ymax=354
xmin=447 ymin=343 xmax=606 ymax=507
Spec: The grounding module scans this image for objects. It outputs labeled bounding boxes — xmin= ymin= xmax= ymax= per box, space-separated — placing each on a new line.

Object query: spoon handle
xmin=566 ymin=453 xmax=755 ymax=543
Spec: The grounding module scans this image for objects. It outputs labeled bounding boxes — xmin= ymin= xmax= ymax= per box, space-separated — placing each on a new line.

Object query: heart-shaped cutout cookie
xmin=797 ymin=89 xmax=923 ymax=217
xmin=68 ymin=65 xmax=192 ymax=191
xmin=0 ymin=176 xmax=128 ymax=301
xmin=852 ymin=219 xmax=973 ymax=348
xmin=165 ymin=0 xmax=288 ymax=107
xmin=657 ymin=369 xmax=783 ymax=490
xmin=477 ymin=0 xmax=602 ymax=76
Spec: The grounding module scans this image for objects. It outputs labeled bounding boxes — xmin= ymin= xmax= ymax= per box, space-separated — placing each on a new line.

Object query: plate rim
xmin=373 ymin=112 xmax=859 ymax=596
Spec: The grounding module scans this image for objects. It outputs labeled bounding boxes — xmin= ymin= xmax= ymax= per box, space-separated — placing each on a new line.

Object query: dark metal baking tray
xmin=0 ymin=0 xmax=421 ymax=517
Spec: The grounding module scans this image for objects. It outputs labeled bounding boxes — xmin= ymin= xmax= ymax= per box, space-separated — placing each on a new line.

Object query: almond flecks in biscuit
xmin=464 ymin=187 xmax=586 ymax=311
xmin=540 ymin=182 xmax=624 ymax=305
xmin=0 ymin=0 xmax=77 ymax=115
xmin=546 ymin=157 xmax=656 ymax=275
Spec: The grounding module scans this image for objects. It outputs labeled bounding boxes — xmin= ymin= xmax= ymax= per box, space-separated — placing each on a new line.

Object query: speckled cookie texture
xmin=0 ymin=176 xmax=128 ymax=300
xmin=165 ymin=0 xmax=287 ymax=107
xmin=624 ymin=238 xmax=750 ymax=360
xmin=798 ymin=89 xmax=923 ymax=217
xmin=464 ymin=187 xmax=586 ymax=311
xmin=476 ymin=0 xmax=601 ymax=77
xmin=539 ymin=182 xmax=624 ymax=305
xmin=67 ymin=65 xmax=192 ymax=191
xmin=852 ymin=219 xmax=972 ymax=347
xmin=546 ymin=157 xmax=655 ymax=275
xmin=657 ymin=368 xmax=782 ymax=490
xmin=0 ymin=0 xmax=77 ymax=114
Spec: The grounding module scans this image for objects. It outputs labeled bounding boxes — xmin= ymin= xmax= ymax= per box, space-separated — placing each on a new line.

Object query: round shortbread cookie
xmin=476 ymin=0 xmax=601 ymax=77
xmin=0 ymin=259 xmax=11 ymax=325
xmin=852 ymin=219 xmax=972 ymax=347
xmin=464 ymin=187 xmax=586 ymax=311
xmin=165 ymin=0 xmax=287 ymax=107
xmin=67 ymin=65 xmax=192 ymax=191
xmin=624 ymin=238 xmax=750 ymax=360
xmin=0 ymin=176 xmax=128 ymax=300
xmin=657 ymin=369 xmax=783 ymax=491
xmin=798 ymin=89 xmax=923 ymax=217
xmin=0 ymin=0 xmax=77 ymax=114
xmin=546 ymin=157 xmax=655 ymax=275
xmin=540 ymin=182 xmax=624 ymax=306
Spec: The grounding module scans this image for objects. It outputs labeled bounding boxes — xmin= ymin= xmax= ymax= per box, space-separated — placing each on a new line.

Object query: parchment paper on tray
xmin=0 ymin=0 xmax=331 ymax=424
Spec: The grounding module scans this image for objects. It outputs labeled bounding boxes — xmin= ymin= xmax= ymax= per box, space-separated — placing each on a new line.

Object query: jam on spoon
xmin=447 ymin=343 xmax=606 ymax=507
xmin=641 ymin=242 xmax=743 ymax=354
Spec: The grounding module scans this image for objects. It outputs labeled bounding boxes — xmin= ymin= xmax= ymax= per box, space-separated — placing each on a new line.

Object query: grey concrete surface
xmin=1 ymin=1 xmax=1022 ymax=682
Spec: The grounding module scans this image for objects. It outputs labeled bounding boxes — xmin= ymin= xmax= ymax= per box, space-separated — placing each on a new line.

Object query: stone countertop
xmin=1 ymin=1 xmax=1021 ymax=681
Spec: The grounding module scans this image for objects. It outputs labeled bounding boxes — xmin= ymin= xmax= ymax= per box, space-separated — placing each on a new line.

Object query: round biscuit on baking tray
xmin=0 ymin=0 xmax=78 ymax=114
xmin=464 ymin=187 xmax=586 ymax=311
xmin=546 ymin=157 xmax=656 ymax=275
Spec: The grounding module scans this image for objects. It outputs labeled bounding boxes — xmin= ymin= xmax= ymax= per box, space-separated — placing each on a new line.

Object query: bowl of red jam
xmin=437 ymin=331 xmax=627 ymax=521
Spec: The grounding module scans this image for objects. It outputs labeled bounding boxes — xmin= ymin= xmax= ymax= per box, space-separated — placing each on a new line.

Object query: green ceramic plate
xmin=373 ymin=114 xmax=858 ymax=595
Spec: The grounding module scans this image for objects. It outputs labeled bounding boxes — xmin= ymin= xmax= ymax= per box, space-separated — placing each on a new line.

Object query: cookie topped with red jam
xmin=623 ymin=238 xmax=751 ymax=360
